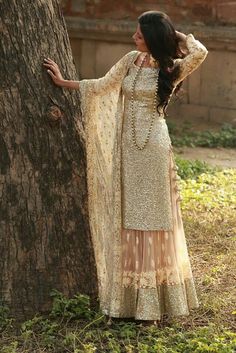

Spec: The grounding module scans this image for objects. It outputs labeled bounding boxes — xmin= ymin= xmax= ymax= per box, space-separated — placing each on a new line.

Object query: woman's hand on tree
xmin=43 ymin=58 xmax=80 ymax=89
xmin=43 ymin=58 xmax=65 ymax=87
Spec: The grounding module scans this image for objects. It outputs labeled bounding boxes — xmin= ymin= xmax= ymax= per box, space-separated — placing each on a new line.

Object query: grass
xmin=176 ymin=168 xmax=236 ymax=333
xmin=0 ymin=160 xmax=236 ymax=352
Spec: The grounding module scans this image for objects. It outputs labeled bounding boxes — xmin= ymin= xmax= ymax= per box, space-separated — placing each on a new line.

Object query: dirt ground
xmin=174 ymin=147 xmax=236 ymax=168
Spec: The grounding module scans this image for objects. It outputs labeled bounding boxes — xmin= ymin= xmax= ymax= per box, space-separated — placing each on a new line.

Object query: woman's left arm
xmin=79 ymin=50 xmax=137 ymax=96
xmin=174 ymin=33 xmax=208 ymax=85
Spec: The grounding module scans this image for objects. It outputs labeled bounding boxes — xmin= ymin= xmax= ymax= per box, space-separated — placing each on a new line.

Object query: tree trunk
xmin=0 ymin=0 xmax=98 ymax=319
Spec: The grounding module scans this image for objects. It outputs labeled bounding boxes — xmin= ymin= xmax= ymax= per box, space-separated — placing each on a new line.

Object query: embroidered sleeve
xmin=79 ymin=51 xmax=138 ymax=96
xmin=174 ymin=34 xmax=208 ymax=85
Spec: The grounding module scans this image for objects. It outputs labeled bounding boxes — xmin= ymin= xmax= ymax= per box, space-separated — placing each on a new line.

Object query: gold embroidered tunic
xmin=121 ymin=63 xmax=172 ymax=230
xmin=79 ymin=34 xmax=208 ymax=320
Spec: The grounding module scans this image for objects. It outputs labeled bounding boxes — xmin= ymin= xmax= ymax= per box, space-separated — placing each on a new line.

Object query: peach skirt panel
xmin=119 ymin=152 xmax=199 ymax=320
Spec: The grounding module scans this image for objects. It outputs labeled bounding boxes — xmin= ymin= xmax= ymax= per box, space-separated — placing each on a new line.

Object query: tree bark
xmin=0 ymin=0 xmax=98 ymax=319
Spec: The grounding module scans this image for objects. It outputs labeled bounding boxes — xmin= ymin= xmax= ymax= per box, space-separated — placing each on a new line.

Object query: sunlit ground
xmin=0 ymin=162 xmax=235 ymax=352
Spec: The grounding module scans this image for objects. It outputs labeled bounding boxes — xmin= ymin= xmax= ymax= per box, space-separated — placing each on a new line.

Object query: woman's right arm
xmin=43 ymin=51 xmax=137 ymax=96
xmin=43 ymin=58 xmax=80 ymax=89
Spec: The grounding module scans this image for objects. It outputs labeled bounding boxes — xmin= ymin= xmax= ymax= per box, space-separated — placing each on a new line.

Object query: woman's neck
xmin=140 ymin=52 xmax=159 ymax=68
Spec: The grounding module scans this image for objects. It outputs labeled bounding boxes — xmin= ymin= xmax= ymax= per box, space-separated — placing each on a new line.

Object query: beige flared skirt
xmin=120 ymin=152 xmax=199 ymax=320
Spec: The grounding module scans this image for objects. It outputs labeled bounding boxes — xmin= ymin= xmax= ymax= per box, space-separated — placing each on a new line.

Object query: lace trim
xmin=122 ymin=266 xmax=193 ymax=288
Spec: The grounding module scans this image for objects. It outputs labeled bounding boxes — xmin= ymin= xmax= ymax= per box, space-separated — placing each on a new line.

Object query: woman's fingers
xmin=44 ymin=66 xmax=56 ymax=76
xmin=43 ymin=63 xmax=60 ymax=76
xmin=43 ymin=62 xmax=57 ymax=76
xmin=47 ymin=69 xmax=57 ymax=79
xmin=43 ymin=58 xmax=64 ymax=85
xmin=44 ymin=58 xmax=56 ymax=64
xmin=43 ymin=61 xmax=57 ymax=69
xmin=43 ymin=63 xmax=57 ymax=71
xmin=43 ymin=58 xmax=58 ymax=69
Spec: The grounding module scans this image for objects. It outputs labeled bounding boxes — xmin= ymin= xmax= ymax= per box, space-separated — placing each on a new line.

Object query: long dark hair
xmin=138 ymin=11 xmax=183 ymax=114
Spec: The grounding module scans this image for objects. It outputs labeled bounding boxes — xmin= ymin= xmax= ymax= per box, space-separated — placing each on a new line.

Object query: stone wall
xmin=62 ymin=1 xmax=236 ymax=126
xmin=62 ymin=0 xmax=236 ymax=25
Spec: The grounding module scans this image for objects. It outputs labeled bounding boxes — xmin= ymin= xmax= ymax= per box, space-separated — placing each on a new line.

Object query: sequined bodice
xmin=122 ymin=63 xmax=161 ymax=108
xmin=121 ymin=63 xmax=167 ymax=149
xmin=121 ymin=63 xmax=173 ymax=230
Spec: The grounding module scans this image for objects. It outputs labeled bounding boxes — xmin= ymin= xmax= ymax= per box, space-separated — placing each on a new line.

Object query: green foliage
xmin=0 ymin=303 xmax=9 ymax=328
xmin=180 ymin=169 xmax=236 ymax=211
xmin=133 ymin=325 xmax=236 ymax=353
xmin=21 ymin=315 xmax=60 ymax=348
xmin=50 ymin=289 xmax=93 ymax=320
xmin=66 ymin=322 xmax=236 ymax=353
xmin=0 ymin=341 xmax=18 ymax=353
xmin=0 ymin=303 xmax=13 ymax=332
xmin=0 ymin=298 xmax=236 ymax=352
xmin=175 ymin=156 xmax=217 ymax=180
xmin=168 ymin=122 xmax=236 ymax=147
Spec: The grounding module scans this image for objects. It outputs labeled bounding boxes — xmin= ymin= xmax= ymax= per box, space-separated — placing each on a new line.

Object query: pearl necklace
xmin=131 ymin=53 xmax=159 ymax=151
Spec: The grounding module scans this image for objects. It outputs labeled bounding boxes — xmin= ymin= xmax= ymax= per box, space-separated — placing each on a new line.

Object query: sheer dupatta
xmin=79 ymin=51 xmax=139 ymax=316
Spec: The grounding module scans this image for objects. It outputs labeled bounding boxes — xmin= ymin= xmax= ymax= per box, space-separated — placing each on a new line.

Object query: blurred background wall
xmin=61 ymin=0 xmax=236 ymax=126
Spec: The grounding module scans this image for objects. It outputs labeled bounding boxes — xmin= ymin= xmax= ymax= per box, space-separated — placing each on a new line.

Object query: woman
xmin=44 ymin=11 xmax=208 ymax=324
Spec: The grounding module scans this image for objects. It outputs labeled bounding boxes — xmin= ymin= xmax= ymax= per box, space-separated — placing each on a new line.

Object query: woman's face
xmin=132 ymin=24 xmax=149 ymax=52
